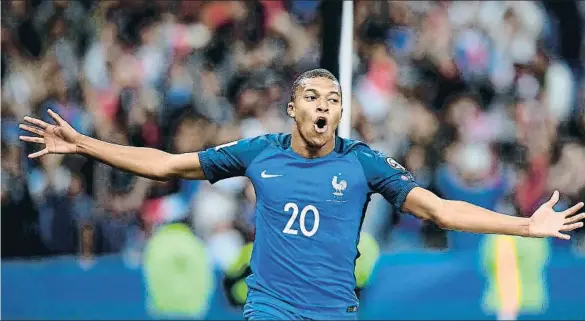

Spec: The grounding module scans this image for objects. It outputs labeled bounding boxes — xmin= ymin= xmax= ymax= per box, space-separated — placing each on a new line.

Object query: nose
xmin=316 ymin=105 xmax=329 ymax=113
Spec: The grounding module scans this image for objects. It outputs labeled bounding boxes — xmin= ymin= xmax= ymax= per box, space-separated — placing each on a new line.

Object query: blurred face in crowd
xmin=1 ymin=26 xmax=10 ymax=47
xmin=1 ymin=145 xmax=22 ymax=176
xmin=52 ymin=70 xmax=68 ymax=101
xmin=100 ymin=22 xmax=117 ymax=45
xmin=67 ymin=173 xmax=85 ymax=197
xmin=54 ymin=0 xmax=69 ymax=9
xmin=409 ymin=100 xmax=438 ymax=145
xmin=452 ymin=142 xmax=493 ymax=184
xmin=174 ymin=117 xmax=212 ymax=153
xmin=446 ymin=97 xmax=479 ymax=127
xmin=267 ymin=83 xmax=282 ymax=105
xmin=49 ymin=17 xmax=67 ymax=40
xmin=389 ymin=1 xmax=411 ymax=26
xmin=288 ymin=77 xmax=342 ymax=151
xmin=236 ymin=88 xmax=262 ymax=118
xmin=405 ymin=145 xmax=427 ymax=172
xmin=8 ymin=0 xmax=27 ymax=18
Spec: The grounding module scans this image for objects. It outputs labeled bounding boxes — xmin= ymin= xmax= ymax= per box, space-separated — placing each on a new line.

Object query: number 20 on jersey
xmin=282 ymin=203 xmax=320 ymax=237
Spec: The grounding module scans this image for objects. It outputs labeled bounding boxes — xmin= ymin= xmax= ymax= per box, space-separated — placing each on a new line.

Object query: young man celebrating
xmin=20 ymin=69 xmax=584 ymax=320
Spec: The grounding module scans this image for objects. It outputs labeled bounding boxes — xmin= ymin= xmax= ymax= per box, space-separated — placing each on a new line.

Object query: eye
xmin=328 ymin=98 xmax=339 ymax=103
xmin=305 ymin=95 xmax=316 ymax=101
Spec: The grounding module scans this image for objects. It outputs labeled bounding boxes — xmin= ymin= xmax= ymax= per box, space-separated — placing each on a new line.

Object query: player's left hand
xmin=528 ymin=191 xmax=585 ymax=240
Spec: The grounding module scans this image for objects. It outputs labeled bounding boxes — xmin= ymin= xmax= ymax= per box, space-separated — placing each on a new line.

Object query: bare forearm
xmin=405 ymin=187 xmax=583 ymax=241
xmin=439 ymin=200 xmax=531 ymax=237
xmin=76 ymin=135 xmax=173 ymax=180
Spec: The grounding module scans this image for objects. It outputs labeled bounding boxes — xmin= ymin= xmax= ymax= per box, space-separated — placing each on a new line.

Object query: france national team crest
xmin=331 ymin=174 xmax=347 ymax=196
xmin=328 ymin=174 xmax=348 ymax=203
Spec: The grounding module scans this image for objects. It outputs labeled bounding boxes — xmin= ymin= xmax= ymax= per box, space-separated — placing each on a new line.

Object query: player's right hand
xmin=19 ymin=109 xmax=81 ymax=158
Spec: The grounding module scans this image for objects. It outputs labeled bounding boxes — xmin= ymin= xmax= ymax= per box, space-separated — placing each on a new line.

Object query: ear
xmin=287 ymin=102 xmax=295 ymax=119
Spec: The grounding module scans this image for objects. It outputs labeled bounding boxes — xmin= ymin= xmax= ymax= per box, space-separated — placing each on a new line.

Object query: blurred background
xmin=2 ymin=0 xmax=585 ymax=320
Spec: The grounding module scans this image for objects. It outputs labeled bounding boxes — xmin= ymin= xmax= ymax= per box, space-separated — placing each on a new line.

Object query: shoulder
xmin=339 ymin=138 xmax=410 ymax=177
xmin=336 ymin=137 xmax=370 ymax=155
xmin=208 ymin=134 xmax=288 ymax=164
xmin=214 ymin=134 xmax=276 ymax=152
xmin=261 ymin=133 xmax=292 ymax=150
xmin=232 ymin=133 xmax=289 ymax=155
xmin=338 ymin=137 xmax=387 ymax=163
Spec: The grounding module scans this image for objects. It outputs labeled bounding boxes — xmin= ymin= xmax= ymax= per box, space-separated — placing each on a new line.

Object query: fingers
xmin=22 ymin=109 xmax=64 ymax=131
xmin=560 ymin=222 xmax=584 ymax=232
xmin=23 ymin=116 xmax=49 ymax=129
xmin=47 ymin=109 xmax=66 ymax=126
xmin=562 ymin=202 xmax=584 ymax=217
xmin=28 ymin=148 xmax=48 ymax=159
xmin=546 ymin=190 xmax=560 ymax=208
xmin=565 ymin=212 xmax=585 ymax=224
xmin=19 ymin=136 xmax=44 ymax=144
xmin=20 ymin=122 xmax=48 ymax=157
xmin=19 ymin=124 xmax=44 ymax=136
xmin=554 ymin=232 xmax=571 ymax=241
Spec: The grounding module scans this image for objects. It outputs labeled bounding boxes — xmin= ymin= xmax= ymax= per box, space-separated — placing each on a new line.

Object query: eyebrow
xmin=303 ymin=89 xmax=341 ymax=96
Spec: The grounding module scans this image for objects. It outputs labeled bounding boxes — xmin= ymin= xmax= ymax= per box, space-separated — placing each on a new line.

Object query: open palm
xmin=19 ymin=109 xmax=81 ymax=158
xmin=528 ymin=191 xmax=585 ymax=240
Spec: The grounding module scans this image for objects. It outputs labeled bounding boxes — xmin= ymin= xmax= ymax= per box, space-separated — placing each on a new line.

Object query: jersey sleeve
xmin=356 ymin=149 xmax=419 ymax=211
xmin=197 ymin=136 xmax=269 ymax=184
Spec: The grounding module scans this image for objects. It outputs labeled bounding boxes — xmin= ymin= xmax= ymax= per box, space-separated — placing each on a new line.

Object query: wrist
xmin=521 ymin=216 xmax=533 ymax=237
xmin=75 ymin=134 xmax=88 ymax=154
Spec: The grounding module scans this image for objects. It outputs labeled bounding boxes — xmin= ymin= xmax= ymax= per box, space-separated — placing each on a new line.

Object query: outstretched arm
xmin=356 ymin=149 xmax=584 ymax=240
xmin=76 ymin=134 xmax=205 ymax=180
xmin=20 ymin=109 xmax=205 ymax=181
xmin=403 ymin=187 xmax=585 ymax=240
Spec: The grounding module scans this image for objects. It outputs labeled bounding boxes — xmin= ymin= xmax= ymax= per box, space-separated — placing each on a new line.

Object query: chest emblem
xmin=332 ymin=174 xmax=348 ymax=197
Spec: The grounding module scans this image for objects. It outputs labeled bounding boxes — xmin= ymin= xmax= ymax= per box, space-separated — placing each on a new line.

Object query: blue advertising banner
xmin=2 ymin=250 xmax=584 ymax=320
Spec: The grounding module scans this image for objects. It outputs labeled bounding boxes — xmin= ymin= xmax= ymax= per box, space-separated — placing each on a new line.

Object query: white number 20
xmin=282 ymin=203 xmax=320 ymax=237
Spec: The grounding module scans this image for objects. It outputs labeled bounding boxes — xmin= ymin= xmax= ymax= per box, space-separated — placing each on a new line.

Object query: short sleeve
xmin=356 ymin=149 xmax=419 ymax=211
xmin=198 ymin=136 xmax=269 ymax=184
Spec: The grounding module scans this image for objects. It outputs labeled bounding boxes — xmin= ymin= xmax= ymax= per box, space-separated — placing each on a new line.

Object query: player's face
xmin=289 ymin=77 xmax=342 ymax=148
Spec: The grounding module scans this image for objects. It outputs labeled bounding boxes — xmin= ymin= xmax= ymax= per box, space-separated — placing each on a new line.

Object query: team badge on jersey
xmin=331 ymin=174 xmax=348 ymax=197
xmin=386 ymin=157 xmax=406 ymax=171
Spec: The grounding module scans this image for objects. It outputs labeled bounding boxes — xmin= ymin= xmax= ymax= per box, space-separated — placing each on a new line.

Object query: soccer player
xmin=19 ymin=69 xmax=585 ymax=320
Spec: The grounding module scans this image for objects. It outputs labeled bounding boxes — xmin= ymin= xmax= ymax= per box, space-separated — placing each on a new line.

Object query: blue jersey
xmin=199 ymin=134 xmax=418 ymax=319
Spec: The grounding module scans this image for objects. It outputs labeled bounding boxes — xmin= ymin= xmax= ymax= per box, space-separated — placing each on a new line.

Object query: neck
xmin=291 ymin=126 xmax=335 ymax=159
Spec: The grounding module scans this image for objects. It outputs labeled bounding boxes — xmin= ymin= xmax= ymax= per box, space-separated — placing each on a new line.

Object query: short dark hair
xmin=289 ymin=68 xmax=341 ymax=103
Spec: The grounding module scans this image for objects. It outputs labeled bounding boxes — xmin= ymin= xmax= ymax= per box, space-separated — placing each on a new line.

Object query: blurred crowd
xmin=2 ymin=0 xmax=584 ymax=269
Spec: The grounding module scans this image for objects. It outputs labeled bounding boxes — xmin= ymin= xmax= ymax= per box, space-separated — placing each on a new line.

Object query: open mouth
xmin=314 ymin=117 xmax=328 ymax=134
